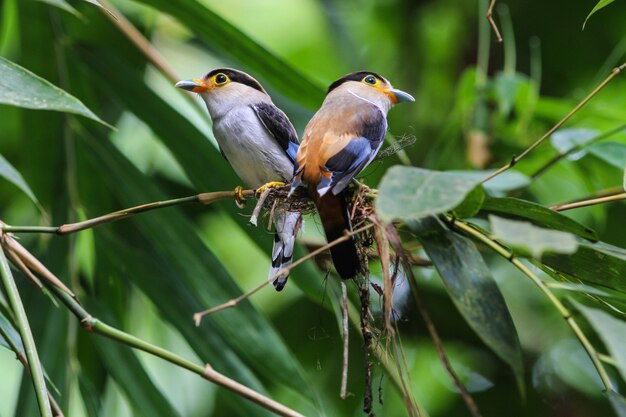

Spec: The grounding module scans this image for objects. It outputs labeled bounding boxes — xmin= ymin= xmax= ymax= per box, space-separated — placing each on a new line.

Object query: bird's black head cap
xmin=326 ymin=71 xmax=386 ymax=94
xmin=205 ymin=68 xmax=266 ymax=94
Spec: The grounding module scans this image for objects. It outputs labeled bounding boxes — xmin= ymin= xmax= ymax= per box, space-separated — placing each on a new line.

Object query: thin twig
xmin=371 ymin=217 xmax=393 ymax=333
xmin=193 ymin=224 xmax=375 ymax=324
xmin=486 ymin=0 xmax=503 ymax=43
xmin=531 ymin=124 xmax=626 ymax=179
xmin=340 ymin=280 xmax=349 ymax=400
xmin=386 ymin=227 xmax=482 ymax=417
xmin=449 ymin=217 xmax=614 ymax=391
xmin=97 ymin=0 xmax=179 ymax=83
xmin=0 ymin=324 xmax=65 ymax=417
xmin=551 ymin=192 xmax=626 ymax=211
xmin=391 ymin=323 xmax=421 ymax=417
xmin=359 ymin=277 xmax=375 ymax=417
xmin=0 ymin=242 xmax=52 ymax=417
xmin=3 ymin=236 xmax=305 ymax=417
xmin=249 ymin=188 xmax=271 ymax=227
xmin=15 ymin=352 xmax=65 ymax=417
xmin=483 ymin=62 xmax=626 ymax=184
xmin=1 ymin=190 xmax=255 ymax=235
xmin=3 ymin=234 xmax=76 ymax=298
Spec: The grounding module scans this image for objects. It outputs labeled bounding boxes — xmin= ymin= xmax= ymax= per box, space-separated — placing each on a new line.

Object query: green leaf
xmin=377 ymin=166 xmax=482 ymax=222
xmin=588 ymin=142 xmax=626 ymax=170
xmin=608 ymin=390 xmax=626 ymax=417
xmin=583 ymin=0 xmax=615 ymax=29
xmin=0 ymin=56 xmax=109 ymax=126
xmin=543 ymin=241 xmax=626 ymax=293
xmin=574 ymin=302 xmax=626 ymax=383
xmin=88 ymin=306 xmax=183 ymax=417
xmin=550 ymin=128 xmax=599 ymax=160
xmin=135 ymin=0 xmax=325 ymax=109
xmin=453 ymin=185 xmax=485 ymax=218
xmin=0 ymin=153 xmax=40 ymax=206
xmin=450 ymin=170 xmax=531 ymax=195
xmin=490 ymin=215 xmax=578 ymax=259
xmin=480 ymin=197 xmax=597 ymax=241
xmin=35 ymin=0 xmax=81 ymax=16
xmin=409 ymin=218 xmax=524 ymax=394
xmin=0 ymin=306 xmax=21 ymax=352
xmin=78 ymin=128 xmax=315 ymax=412
xmin=492 ymin=72 xmax=526 ymax=116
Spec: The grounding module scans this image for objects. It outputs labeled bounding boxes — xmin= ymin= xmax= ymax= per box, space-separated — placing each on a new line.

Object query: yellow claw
xmin=255 ymin=181 xmax=286 ymax=197
xmin=234 ymin=186 xmax=247 ymax=209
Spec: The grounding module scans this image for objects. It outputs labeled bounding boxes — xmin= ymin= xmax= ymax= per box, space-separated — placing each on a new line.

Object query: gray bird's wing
xmin=251 ymin=102 xmax=299 ymax=162
xmin=321 ymin=111 xmax=386 ymax=195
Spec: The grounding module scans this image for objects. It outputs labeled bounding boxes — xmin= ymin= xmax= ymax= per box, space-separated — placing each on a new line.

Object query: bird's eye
xmin=215 ymin=73 xmax=228 ymax=85
xmin=363 ymin=75 xmax=377 ymax=85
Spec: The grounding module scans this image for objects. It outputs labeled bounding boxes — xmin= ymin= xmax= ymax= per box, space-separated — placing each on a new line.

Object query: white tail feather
xmin=269 ymin=210 xmax=301 ymax=291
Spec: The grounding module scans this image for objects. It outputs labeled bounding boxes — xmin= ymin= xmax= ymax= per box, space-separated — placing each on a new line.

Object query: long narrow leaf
xmin=77 ymin=127 xmax=316 ymax=410
xmin=135 ymin=0 xmax=325 ymax=109
xmin=0 ymin=56 xmax=109 ymax=126
xmin=409 ymin=218 xmax=525 ymax=394
xmin=480 ymin=197 xmax=597 ymax=241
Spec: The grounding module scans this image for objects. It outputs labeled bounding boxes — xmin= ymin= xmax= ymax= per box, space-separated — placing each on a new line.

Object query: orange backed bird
xmin=289 ymin=71 xmax=414 ymax=279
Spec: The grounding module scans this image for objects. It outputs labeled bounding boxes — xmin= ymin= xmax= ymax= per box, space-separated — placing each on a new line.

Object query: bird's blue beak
xmin=388 ymin=88 xmax=415 ymax=104
xmin=175 ymin=79 xmax=209 ymax=93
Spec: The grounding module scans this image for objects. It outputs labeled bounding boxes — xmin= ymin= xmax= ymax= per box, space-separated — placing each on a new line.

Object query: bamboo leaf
xmin=0 ymin=248 xmax=51 ymax=417
xmin=35 ymin=0 xmax=81 ymax=16
xmin=588 ymin=142 xmax=626 ymax=170
xmin=0 ymin=153 xmax=40 ymax=207
xmin=409 ymin=218 xmax=524 ymax=394
xmin=583 ymin=0 xmax=615 ymax=29
xmin=134 ymin=0 xmax=325 ymax=108
xmin=0 ymin=56 xmax=109 ymax=126
xmin=550 ymin=128 xmax=599 ymax=160
xmin=377 ymin=166 xmax=482 ymax=222
xmin=490 ymin=215 xmax=579 ymax=259
xmin=608 ymin=390 xmax=626 ymax=417
xmin=574 ymin=302 xmax=626 ymax=383
xmin=77 ymin=128 xmax=316 ymax=412
xmin=480 ymin=197 xmax=597 ymax=241
xmin=88 ymin=306 xmax=183 ymax=417
xmin=449 ymin=170 xmax=531 ymax=195
xmin=0 ymin=306 xmax=21 ymax=352
xmin=543 ymin=241 xmax=626 ymax=293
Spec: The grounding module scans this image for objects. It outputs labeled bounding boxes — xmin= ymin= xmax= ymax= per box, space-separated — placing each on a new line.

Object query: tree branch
xmin=1 ymin=190 xmax=255 ymax=235
xmin=482 ymin=61 xmax=626 ymax=184
xmin=486 ymin=0 xmax=503 ymax=43
xmin=551 ymin=192 xmax=626 ymax=211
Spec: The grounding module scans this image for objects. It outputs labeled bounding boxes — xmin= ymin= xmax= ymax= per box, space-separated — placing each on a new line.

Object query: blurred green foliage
xmin=1 ymin=0 xmax=626 ymax=416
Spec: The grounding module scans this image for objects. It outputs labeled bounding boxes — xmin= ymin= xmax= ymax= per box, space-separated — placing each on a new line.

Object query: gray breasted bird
xmin=176 ymin=68 xmax=300 ymax=291
xmin=290 ymin=71 xmax=414 ymax=279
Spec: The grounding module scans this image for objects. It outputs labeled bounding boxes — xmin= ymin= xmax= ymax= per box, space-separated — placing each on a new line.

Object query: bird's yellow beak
xmin=175 ymin=78 xmax=211 ymax=93
xmin=385 ymin=88 xmax=415 ymax=104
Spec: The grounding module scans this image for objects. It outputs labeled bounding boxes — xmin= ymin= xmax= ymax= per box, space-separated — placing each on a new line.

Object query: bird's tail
xmin=269 ymin=210 xmax=302 ymax=291
xmin=314 ymin=191 xmax=360 ymax=279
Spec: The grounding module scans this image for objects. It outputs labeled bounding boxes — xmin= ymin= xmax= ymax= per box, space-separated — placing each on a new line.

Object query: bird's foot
xmin=234 ymin=186 xmax=247 ymax=209
xmin=255 ymin=181 xmax=286 ymax=198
